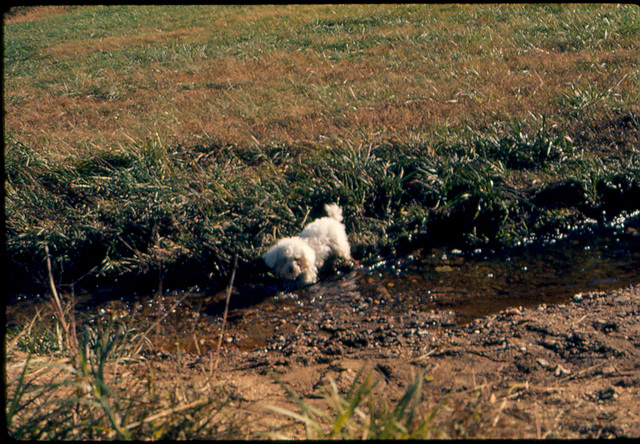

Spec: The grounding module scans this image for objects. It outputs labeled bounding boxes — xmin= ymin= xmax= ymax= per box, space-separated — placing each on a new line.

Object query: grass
xmin=4 ymin=4 xmax=639 ymax=293
xmin=6 ymin=281 xmax=500 ymax=440
xmin=266 ymin=368 xmax=451 ymax=439
xmin=6 ymin=313 xmax=483 ymax=440
xmin=265 ymin=366 xmax=524 ymax=440
xmin=3 ymin=9 xmax=640 ymax=291
xmin=5 ymin=250 xmax=239 ymax=439
xmin=5 ymin=310 xmax=239 ymax=439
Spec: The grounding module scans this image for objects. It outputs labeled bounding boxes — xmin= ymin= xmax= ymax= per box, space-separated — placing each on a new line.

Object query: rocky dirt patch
xmin=6 ymin=282 xmax=639 ymax=438
xmin=162 ymin=284 xmax=640 ymax=438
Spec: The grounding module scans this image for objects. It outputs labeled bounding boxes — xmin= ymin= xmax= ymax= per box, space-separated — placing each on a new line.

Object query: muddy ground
xmin=188 ymin=283 xmax=640 ymax=439
xmin=63 ymin=279 xmax=636 ymax=439
xmin=6 ymin=274 xmax=640 ymax=439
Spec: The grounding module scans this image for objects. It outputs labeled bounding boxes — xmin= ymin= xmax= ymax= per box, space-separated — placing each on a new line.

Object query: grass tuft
xmin=5 ymin=294 xmax=239 ymax=440
xmin=266 ymin=368 xmax=451 ymax=439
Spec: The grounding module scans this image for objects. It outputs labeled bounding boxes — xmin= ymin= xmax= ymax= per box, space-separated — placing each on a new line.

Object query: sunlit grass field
xmin=5 ymin=4 xmax=639 ymax=291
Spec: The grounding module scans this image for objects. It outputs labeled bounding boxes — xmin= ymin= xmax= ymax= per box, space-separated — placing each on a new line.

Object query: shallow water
xmin=352 ymin=226 xmax=640 ymax=324
xmin=7 ymin=216 xmax=640 ymax=354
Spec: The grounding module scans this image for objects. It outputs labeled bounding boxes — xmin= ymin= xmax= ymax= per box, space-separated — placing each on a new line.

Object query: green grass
xmin=5 ymin=310 xmax=238 ymax=440
xmin=4 ymin=4 xmax=640 ymax=292
xmin=266 ymin=368 xmax=453 ymax=439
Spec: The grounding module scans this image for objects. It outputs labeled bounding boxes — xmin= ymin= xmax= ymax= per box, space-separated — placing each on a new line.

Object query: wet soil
xmin=5 ymin=223 xmax=640 ymax=438
xmin=208 ymin=284 xmax=640 ymax=439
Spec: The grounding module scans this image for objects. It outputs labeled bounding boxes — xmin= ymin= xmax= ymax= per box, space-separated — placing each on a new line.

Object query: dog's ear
xmin=262 ymin=246 xmax=280 ymax=269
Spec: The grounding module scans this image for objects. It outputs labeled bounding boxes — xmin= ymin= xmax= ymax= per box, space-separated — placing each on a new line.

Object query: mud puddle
xmin=355 ymin=228 xmax=640 ymax=325
xmin=7 ymin=216 xmax=640 ymax=355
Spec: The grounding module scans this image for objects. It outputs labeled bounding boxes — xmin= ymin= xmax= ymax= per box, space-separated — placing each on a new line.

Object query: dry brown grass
xmin=5 ymin=4 xmax=638 ymax=156
xmin=3 ymin=6 xmax=78 ymax=24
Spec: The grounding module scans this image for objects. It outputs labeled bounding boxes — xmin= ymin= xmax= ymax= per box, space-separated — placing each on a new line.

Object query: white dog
xmin=262 ymin=204 xmax=351 ymax=284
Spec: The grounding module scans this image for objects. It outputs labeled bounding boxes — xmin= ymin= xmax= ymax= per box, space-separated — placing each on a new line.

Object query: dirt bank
xmin=149 ymin=284 xmax=640 ymax=438
xmin=6 ymin=282 xmax=639 ymax=438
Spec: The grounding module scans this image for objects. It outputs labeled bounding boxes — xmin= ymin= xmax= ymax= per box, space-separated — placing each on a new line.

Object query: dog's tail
xmin=324 ymin=203 xmax=343 ymax=222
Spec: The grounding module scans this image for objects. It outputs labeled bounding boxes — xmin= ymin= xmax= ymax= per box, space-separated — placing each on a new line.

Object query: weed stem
xmin=214 ymin=254 xmax=237 ymax=371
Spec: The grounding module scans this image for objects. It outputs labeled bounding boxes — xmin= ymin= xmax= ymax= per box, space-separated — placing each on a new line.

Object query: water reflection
xmin=349 ymin=221 xmax=640 ymax=324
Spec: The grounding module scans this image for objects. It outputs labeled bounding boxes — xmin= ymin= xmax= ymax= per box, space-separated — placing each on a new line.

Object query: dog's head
xmin=262 ymin=237 xmax=316 ymax=281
